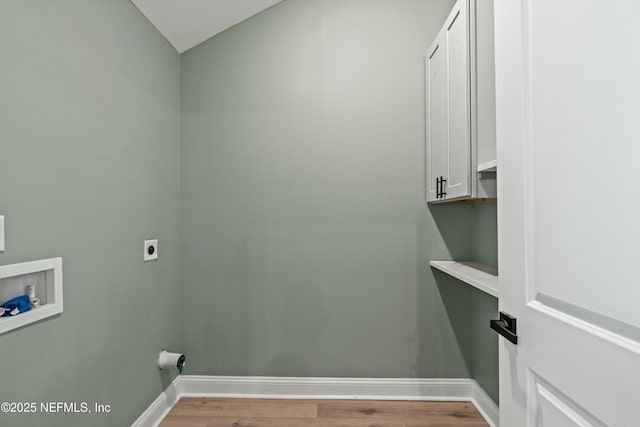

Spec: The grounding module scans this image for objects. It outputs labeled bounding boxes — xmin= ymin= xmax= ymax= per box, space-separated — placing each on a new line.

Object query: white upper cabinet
xmin=425 ymin=0 xmax=496 ymax=203
xmin=426 ymin=31 xmax=448 ymax=202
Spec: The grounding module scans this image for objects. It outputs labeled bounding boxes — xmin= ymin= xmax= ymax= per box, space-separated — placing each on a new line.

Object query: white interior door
xmin=495 ymin=1 xmax=640 ymax=426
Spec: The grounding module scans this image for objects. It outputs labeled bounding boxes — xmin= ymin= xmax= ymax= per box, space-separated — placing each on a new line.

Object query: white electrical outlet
xmin=0 ymin=216 xmax=5 ymax=252
xmin=144 ymin=239 xmax=158 ymax=261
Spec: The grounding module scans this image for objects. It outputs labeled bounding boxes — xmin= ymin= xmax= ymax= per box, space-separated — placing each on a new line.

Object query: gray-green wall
xmin=429 ymin=202 xmax=499 ymax=404
xmin=179 ymin=0 xmax=484 ymax=379
xmin=471 ymin=203 xmax=499 ymax=403
xmin=0 ymin=1 xmax=181 ymax=426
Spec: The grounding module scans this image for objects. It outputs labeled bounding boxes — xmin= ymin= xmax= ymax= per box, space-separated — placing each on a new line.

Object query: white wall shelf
xmin=430 ymin=260 xmax=498 ymax=298
xmin=477 ymin=160 xmax=497 ymax=173
xmin=0 ymin=257 xmax=63 ymax=334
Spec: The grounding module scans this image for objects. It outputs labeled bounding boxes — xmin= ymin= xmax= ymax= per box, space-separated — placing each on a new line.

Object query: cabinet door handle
xmin=440 ymin=177 xmax=446 ymax=198
xmin=436 ymin=176 xmax=441 ymax=198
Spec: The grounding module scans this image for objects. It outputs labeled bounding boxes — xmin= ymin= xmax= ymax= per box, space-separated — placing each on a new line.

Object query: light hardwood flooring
xmin=159 ymin=398 xmax=489 ymax=427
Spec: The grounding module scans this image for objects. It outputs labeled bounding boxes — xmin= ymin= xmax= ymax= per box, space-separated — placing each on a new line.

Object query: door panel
xmin=445 ymin=1 xmax=471 ymax=199
xmin=531 ymin=374 xmax=605 ymax=427
xmin=426 ymin=34 xmax=447 ymax=202
xmin=527 ymin=0 xmax=640 ymax=329
xmin=496 ymin=1 xmax=640 ymax=426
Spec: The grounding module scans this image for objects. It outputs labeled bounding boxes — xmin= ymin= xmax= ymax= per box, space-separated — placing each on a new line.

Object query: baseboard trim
xmin=175 ymin=376 xmax=477 ymax=401
xmin=471 ymin=380 xmax=499 ymax=427
xmin=131 ymin=376 xmax=499 ymax=427
xmin=130 ymin=381 xmax=178 ymax=427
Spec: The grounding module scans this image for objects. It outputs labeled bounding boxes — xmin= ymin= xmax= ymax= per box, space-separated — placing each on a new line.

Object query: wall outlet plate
xmin=0 ymin=215 xmax=5 ymax=252
xmin=144 ymin=239 xmax=158 ymax=261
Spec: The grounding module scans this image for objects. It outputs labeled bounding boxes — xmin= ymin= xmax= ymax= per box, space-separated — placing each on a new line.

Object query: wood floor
xmin=159 ymin=398 xmax=489 ymax=427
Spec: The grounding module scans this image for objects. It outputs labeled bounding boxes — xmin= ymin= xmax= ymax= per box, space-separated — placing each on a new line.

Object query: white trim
xmin=131 ymin=376 xmax=499 ymax=427
xmin=131 ymin=381 xmax=179 ymax=427
xmin=174 ymin=376 xmax=473 ymax=401
xmin=528 ymin=300 xmax=640 ymax=356
xmin=472 ymin=380 xmax=500 ymax=427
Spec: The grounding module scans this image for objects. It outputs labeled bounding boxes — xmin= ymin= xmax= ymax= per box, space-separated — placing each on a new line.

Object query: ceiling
xmin=131 ymin=0 xmax=282 ymax=53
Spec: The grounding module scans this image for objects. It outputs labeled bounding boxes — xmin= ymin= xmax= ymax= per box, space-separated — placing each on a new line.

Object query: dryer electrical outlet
xmin=144 ymin=239 xmax=158 ymax=261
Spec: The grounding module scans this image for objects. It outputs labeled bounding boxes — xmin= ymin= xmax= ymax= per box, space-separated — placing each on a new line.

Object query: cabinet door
xmin=444 ymin=0 xmax=471 ymax=200
xmin=425 ymin=32 xmax=447 ymax=202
